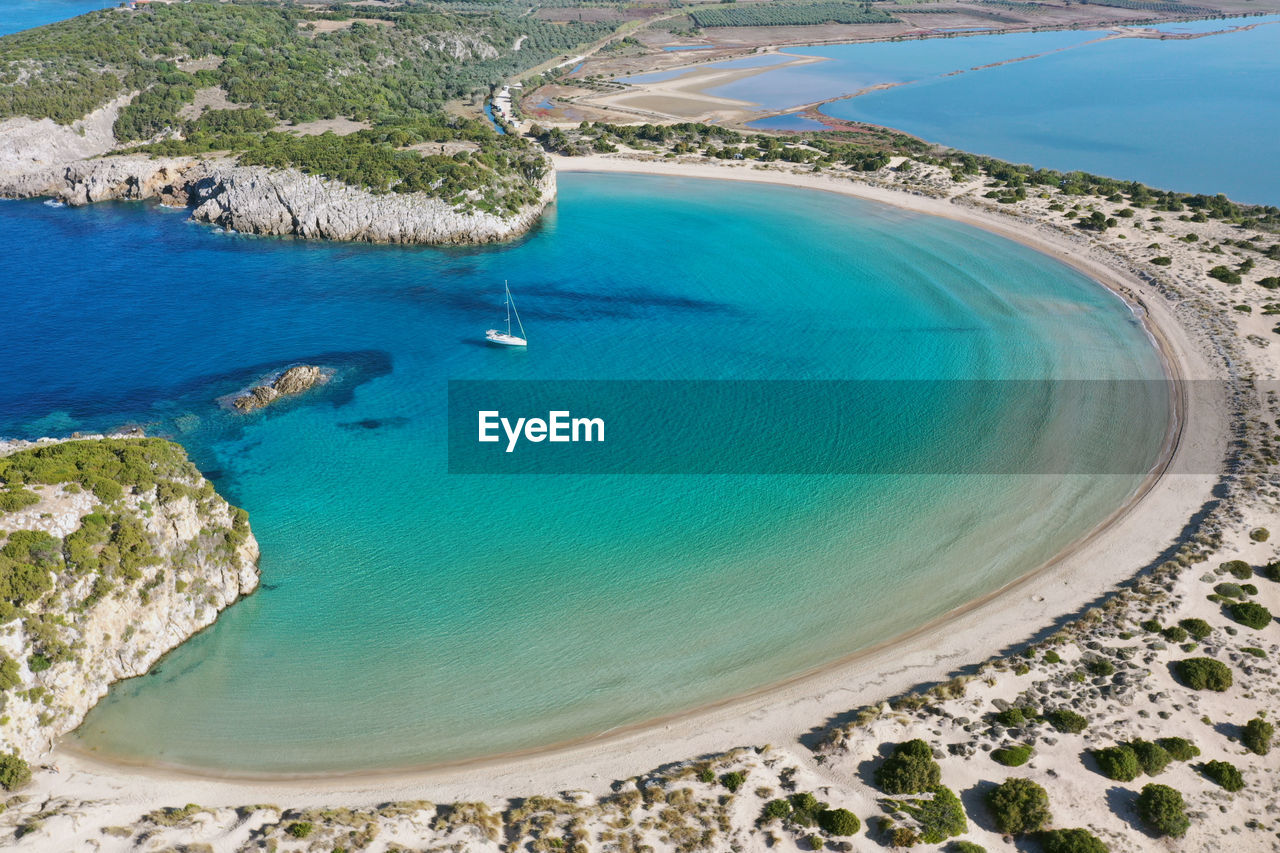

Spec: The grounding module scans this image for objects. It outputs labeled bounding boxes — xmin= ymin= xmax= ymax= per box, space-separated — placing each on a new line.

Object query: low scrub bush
xmin=1155 ymin=737 xmax=1199 ymax=762
xmin=816 ymin=807 xmax=860 ymax=836
xmin=1175 ymin=657 xmax=1232 ymax=691
xmin=1242 ymin=717 xmax=1273 ymax=756
xmin=1221 ymin=559 xmax=1253 ymax=579
xmin=896 ymin=785 xmax=965 ymax=844
xmin=720 ymin=771 xmax=746 ymax=792
xmin=1045 ymin=708 xmax=1088 ymax=734
xmin=1178 ymin=618 xmax=1212 ymax=640
xmin=991 ymin=744 xmax=1033 ymax=767
xmin=875 ymin=739 xmax=940 ymax=795
xmin=1093 ymin=744 xmax=1140 ymax=781
xmin=986 ymin=777 xmax=1050 ymax=836
xmin=1039 ymin=827 xmax=1109 ymax=853
xmin=1136 ymin=784 xmax=1189 ymax=837
xmin=1228 ymin=601 xmax=1272 ymax=629
xmin=1130 ymin=739 xmax=1172 ymax=776
xmin=1201 ymin=760 xmax=1244 ymax=791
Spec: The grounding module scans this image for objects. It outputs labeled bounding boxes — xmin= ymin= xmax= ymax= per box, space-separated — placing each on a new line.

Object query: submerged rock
xmin=232 ymin=365 xmax=329 ymax=413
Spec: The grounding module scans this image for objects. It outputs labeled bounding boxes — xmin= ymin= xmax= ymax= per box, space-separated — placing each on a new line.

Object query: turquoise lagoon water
xmin=0 ymin=0 xmax=110 ymax=35
xmin=0 ymin=174 xmax=1168 ymax=772
xmin=698 ymin=20 xmax=1280 ymax=203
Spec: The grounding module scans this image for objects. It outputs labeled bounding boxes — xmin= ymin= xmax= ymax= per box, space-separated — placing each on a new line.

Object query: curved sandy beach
xmin=39 ymin=156 xmax=1229 ymax=814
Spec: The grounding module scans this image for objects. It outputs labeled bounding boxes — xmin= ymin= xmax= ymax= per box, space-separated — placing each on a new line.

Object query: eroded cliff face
xmin=0 ymin=152 xmax=557 ymax=246
xmin=0 ymin=436 xmax=259 ymax=762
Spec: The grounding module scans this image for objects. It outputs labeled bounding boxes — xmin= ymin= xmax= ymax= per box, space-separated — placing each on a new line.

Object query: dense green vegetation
xmin=1092 ymin=744 xmax=1141 ymax=782
xmin=1227 ymin=600 xmax=1272 ymax=629
xmin=1155 ymin=737 xmax=1199 ymax=762
xmin=986 ymin=777 xmax=1050 ymax=836
xmin=1175 ymin=657 xmax=1232 ymax=691
xmin=875 ymin=739 xmax=941 ymax=794
xmin=991 ymin=743 xmax=1033 ymax=767
xmin=1136 ymin=784 xmax=1189 ymax=837
xmin=1045 ymin=708 xmax=1088 ymax=733
xmin=816 ymin=807 xmax=860 ymax=836
xmin=0 ymin=1 xmax=609 ymax=129
xmin=0 ymin=751 xmax=31 ymax=791
xmin=1201 ymin=760 xmax=1244 ymax=792
xmin=891 ymin=785 xmax=966 ymax=844
xmin=688 ymin=1 xmax=898 ymax=28
xmin=1039 ymin=828 xmax=1110 ymax=853
xmin=0 ymin=0 xmax=606 ymax=206
xmin=1242 ymin=716 xmax=1273 ymax=756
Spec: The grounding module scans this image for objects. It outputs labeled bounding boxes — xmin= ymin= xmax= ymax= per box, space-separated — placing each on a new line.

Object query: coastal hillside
xmin=0 ymin=437 xmax=259 ymax=781
xmin=0 ymin=0 xmax=604 ymax=241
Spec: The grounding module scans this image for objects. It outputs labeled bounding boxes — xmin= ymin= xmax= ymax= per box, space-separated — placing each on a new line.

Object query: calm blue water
xmin=682 ymin=19 xmax=1280 ymax=202
xmin=0 ymin=175 xmax=1167 ymax=772
xmin=823 ymin=18 xmax=1280 ymax=202
xmin=0 ymin=0 xmax=108 ymax=35
xmin=747 ymin=112 xmax=828 ymax=131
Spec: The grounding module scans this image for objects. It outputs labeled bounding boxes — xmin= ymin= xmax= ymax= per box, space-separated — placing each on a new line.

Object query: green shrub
xmin=1263 ymin=561 xmax=1280 ymax=582
xmin=720 ymin=770 xmax=746 ymax=793
xmin=1150 ymin=256 xmax=1172 ymax=266
xmin=0 ymin=751 xmax=31 ymax=791
xmin=1155 ymin=737 xmax=1200 ymax=762
xmin=1241 ymin=646 xmax=1267 ymax=658
xmin=1242 ymin=717 xmax=1273 ymax=756
xmin=1136 ymin=784 xmax=1189 ymax=837
xmin=948 ymin=843 xmax=986 ymax=853
xmin=697 ymin=766 xmax=714 ymax=783
xmin=1129 ymin=739 xmax=1172 ymax=776
xmin=1045 ymin=708 xmax=1088 ymax=734
xmin=1161 ymin=625 xmax=1188 ymax=642
xmin=1209 ymin=265 xmax=1242 ymax=284
xmin=0 ymin=654 xmax=20 ymax=691
xmin=897 ymin=785 xmax=965 ymax=843
xmin=816 ymin=807 xmax=860 ymax=836
xmin=789 ymin=792 xmax=826 ymax=827
xmin=807 ymin=834 xmax=824 ymax=850
xmin=1214 ymin=582 xmax=1245 ymax=598
xmin=1249 ymin=527 xmax=1270 ymax=542
xmin=760 ymin=798 xmax=791 ymax=822
xmin=986 ymin=777 xmax=1050 ymax=836
xmin=1084 ymin=658 xmax=1115 ymax=677
xmin=1242 ymin=583 xmax=1258 ymax=595
xmin=1175 ymin=657 xmax=1232 ymax=691
xmin=1178 ymin=618 xmax=1212 ymax=640
xmin=993 ymin=707 xmax=1028 ymax=727
xmin=27 ymin=654 xmax=50 ymax=673
xmin=1139 ymin=618 xmax=1162 ymax=633
xmin=1228 ymin=601 xmax=1272 ymax=629
xmin=1201 ymin=760 xmax=1244 ymax=792
xmin=1093 ymin=744 xmax=1141 ymax=781
xmin=0 ymin=488 xmax=40 ymax=513
xmin=286 ymin=822 xmax=313 ymax=839
xmin=991 ymin=744 xmax=1033 ymax=767
xmin=1039 ymin=827 xmax=1110 ymax=853
xmin=875 ymin=739 xmax=940 ymax=795
xmin=1221 ymin=559 xmax=1253 ymax=579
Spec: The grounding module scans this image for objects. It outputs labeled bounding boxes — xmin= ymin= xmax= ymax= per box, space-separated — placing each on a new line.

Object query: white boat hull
xmin=485 ymin=330 xmax=527 ymax=347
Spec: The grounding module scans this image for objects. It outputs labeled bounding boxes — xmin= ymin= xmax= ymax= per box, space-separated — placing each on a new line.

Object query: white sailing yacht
xmin=485 ymin=281 xmax=527 ymax=347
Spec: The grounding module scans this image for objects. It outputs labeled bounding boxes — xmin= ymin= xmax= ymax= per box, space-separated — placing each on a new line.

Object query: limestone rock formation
xmin=232 ymin=364 xmax=329 ymax=413
xmin=0 ymin=435 xmax=260 ymax=761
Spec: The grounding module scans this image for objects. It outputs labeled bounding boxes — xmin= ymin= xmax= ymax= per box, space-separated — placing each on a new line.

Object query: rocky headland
xmin=0 ymin=435 xmax=259 ymax=767
xmin=0 ymin=95 xmax=557 ymax=246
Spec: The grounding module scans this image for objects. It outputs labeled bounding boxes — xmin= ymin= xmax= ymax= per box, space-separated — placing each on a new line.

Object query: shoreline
xmin=42 ymin=156 xmax=1225 ymax=805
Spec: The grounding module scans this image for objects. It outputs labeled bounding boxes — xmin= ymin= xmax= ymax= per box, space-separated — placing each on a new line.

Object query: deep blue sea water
xmin=0 ymin=0 xmax=109 ymax=35
xmin=685 ymin=20 xmax=1280 ymax=203
xmin=0 ymin=174 xmax=1168 ymax=771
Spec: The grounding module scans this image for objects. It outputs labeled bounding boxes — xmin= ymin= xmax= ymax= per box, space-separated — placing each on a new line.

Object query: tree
xmin=1136 ymin=784 xmax=1189 ymax=837
xmin=986 ymin=777 xmax=1051 ymax=835
xmin=875 ymin=739 xmax=940 ymax=794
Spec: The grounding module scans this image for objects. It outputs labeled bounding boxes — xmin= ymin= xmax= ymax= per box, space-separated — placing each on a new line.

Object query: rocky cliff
xmin=0 ymin=151 xmax=556 ymax=246
xmin=0 ymin=436 xmax=259 ymax=763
